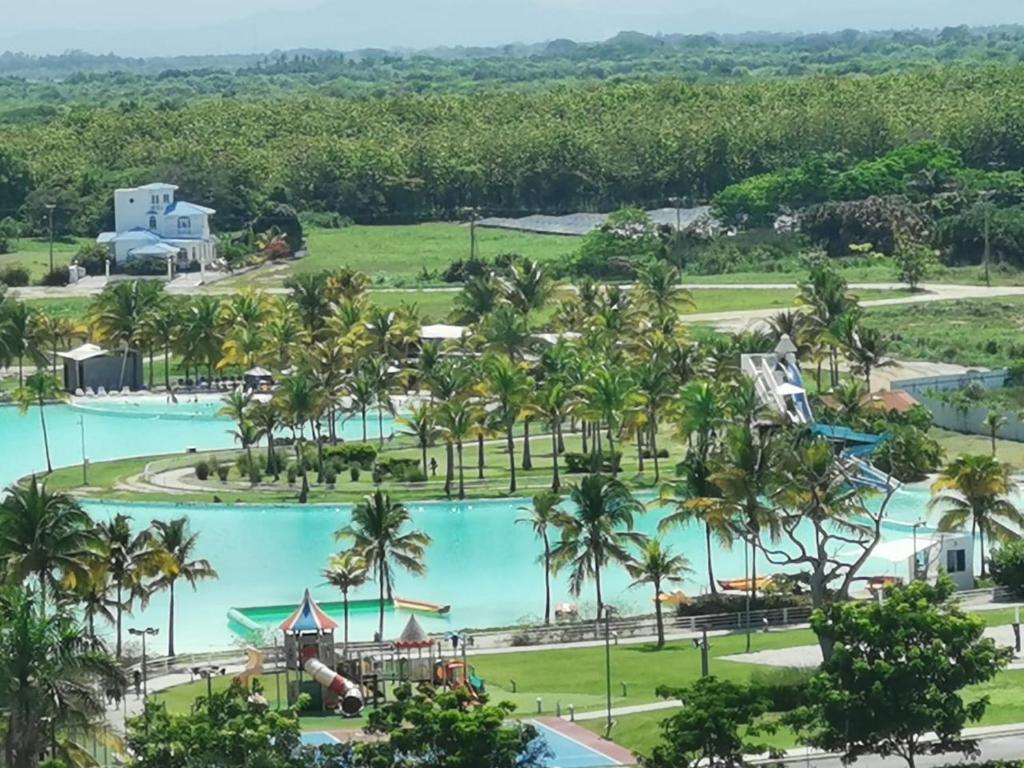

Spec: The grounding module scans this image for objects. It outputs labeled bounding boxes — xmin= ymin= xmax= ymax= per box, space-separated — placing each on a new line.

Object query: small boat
xmin=716 ymin=576 xmax=774 ymax=593
xmin=393 ymin=596 xmax=451 ymax=615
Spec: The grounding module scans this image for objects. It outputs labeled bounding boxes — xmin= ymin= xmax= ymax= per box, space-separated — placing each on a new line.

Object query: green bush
xmin=376 ymin=456 xmax=421 ymax=480
xmin=286 ymin=464 xmax=298 ymax=485
xmin=216 ymin=464 xmax=230 ymax=482
xmin=989 ymin=541 xmax=1024 ymax=598
xmin=0 ymin=266 xmax=30 ymax=286
xmin=324 ymin=442 xmax=378 ymax=469
xmin=563 ymin=451 xmax=621 ymax=474
xmin=747 ymin=667 xmax=814 ymax=712
xmin=349 ymin=465 xmax=361 ymax=482
xmin=38 ymin=265 xmax=69 ymax=286
xmin=323 ymin=467 xmax=337 ymax=487
xmin=194 ymin=460 xmax=210 ymax=481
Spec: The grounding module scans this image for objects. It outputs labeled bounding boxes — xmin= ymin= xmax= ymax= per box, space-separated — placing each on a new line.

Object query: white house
xmin=96 ymin=183 xmax=217 ymax=267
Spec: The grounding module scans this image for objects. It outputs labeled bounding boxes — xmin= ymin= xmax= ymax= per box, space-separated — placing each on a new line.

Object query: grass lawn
xmin=0 ymin=237 xmax=86 ymax=281
xmin=864 ymin=297 xmax=1024 ymax=369
xmin=20 ymin=296 xmax=93 ymax=322
xmin=931 ymin=428 xmax=1024 ymax=469
xmin=582 ymin=668 xmax=1024 ymax=757
xmin=298 ymin=224 xmax=574 ymax=284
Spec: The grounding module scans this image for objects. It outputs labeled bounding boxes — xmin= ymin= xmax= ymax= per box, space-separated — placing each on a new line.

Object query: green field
xmin=864 ymin=297 xmax=1024 ymax=369
xmin=0 ymin=238 xmax=86 ymax=281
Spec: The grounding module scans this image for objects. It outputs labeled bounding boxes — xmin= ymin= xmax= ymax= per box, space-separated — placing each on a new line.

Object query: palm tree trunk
xmin=361 ymin=407 xmax=367 ymax=443
xmin=979 ymin=520 xmax=987 ymax=578
xmin=246 ymin=445 xmax=256 ymax=486
xmin=550 ymin=428 xmax=561 ymax=492
xmin=421 ymin=442 xmax=428 ymax=476
xmin=543 ymin=534 xmax=552 ymax=625
xmin=168 ymin=579 xmax=176 ymax=657
xmin=706 ymin=523 xmax=718 ymax=595
xmin=654 ymin=583 xmax=665 ymax=648
xmin=38 ymin=399 xmax=53 ymax=473
xmin=750 ymin=539 xmax=758 ymax=602
xmin=164 ymin=344 xmax=171 ymax=390
xmin=444 ymin=443 xmax=454 ymax=497
xmin=267 ymin=435 xmax=278 ymax=480
xmin=522 ymin=417 xmax=533 ymax=470
xmin=650 ymin=420 xmax=660 ymax=482
xmin=148 ymin=345 xmax=155 ymax=389
xmin=457 ymin=440 xmax=465 ymax=499
xmin=637 ymin=427 xmax=645 ymax=473
xmin=477 ymin=434 xmax=485 ymax=479
xmin=607 ymin=430 xmax=617 ymax=477
xmin=581 ymin=420 xmax=588 ymax=454
xmin=116 ymin=583 xmax=124 ymax=657
xmin=594 ymin=564 xmax=604 ymax=619
xmin=296 ymin=442 xmax=309 ymax=503
xmin=506 ymin=428 xmax=517 ymax=493
xmin=377 ymin=562 xmax=385 ymax=641
xmin=343 ymin=593 xmax=350 ymax=656
xmin=377 ymin=405 xmax=385 ymax=448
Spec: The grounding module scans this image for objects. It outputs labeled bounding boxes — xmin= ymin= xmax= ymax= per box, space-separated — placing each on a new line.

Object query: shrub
xmin=324 ymin=442 xmax=378 ymax=469
xmin=0 ymin=266 xmax=30 ymax=286
xmin=119 ymin=256 xmax=166 ymax=276
xmin=376 ymin=456 xmax=421 ymax=480
xmin=748 ymin=667 xmax=814 ymax=712
xmin=323 ymin=467 xmax=337 ymax=487
xmin=563 ymin=451 xmax=622 ymax=474
xmin=38 ymin=265 xmax=69 ymax=286
xmin=286 ymin=464 xmax=298 ymax=485
xmin=216 ymin=464 xmax=230 ymax=482
xmin=349 ymin=465 xmax=361 ymax=482
xmin=990 ymin=541 xmax=1024 ymax=598
xmin=194 ymin=460 xmax=210 ymax=481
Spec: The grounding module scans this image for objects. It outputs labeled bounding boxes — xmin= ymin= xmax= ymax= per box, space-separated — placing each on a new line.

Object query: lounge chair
xmin=121 ymin=386 xmax=131 ymax=395
xmin=97 ymin=386 xmax=107 ymax=396
xmin=85 ymin=387 xmax=95 ymax=397
xmin=74 ymin=388 xmax=84 ymax=397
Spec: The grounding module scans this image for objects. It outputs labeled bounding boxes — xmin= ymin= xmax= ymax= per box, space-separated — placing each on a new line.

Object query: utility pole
xmin=461 ymin=206 xmax=480 ymax=260
xmin=983 ymin=200 xmax=992 ymax=287
xmin=45 ymin=203 xmax=56 ymax=274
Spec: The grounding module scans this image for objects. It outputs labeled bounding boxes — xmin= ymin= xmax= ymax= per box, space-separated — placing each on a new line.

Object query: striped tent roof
xmin=279 ymin=589 xmax=338 ymax=634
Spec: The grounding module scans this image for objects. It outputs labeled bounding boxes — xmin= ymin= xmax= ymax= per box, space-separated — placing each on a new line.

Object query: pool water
xmin=0 ymin=400 xmax=940 ymax=655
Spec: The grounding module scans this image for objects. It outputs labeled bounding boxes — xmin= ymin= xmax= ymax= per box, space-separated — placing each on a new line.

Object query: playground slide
xmin=303 ymin=658 xmax=364 ymax=717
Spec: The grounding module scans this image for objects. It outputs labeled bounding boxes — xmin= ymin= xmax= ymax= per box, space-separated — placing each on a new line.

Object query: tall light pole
xmin=129 ymin=627 xmax=159 ymax=698
xmin=45 ymin=203 xmax=56 ymax=274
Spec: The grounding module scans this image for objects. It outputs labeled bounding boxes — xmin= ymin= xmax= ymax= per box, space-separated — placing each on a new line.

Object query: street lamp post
xmin=693 ymin=627 xmax=710 ymax=678
xmin=128 ymin=627 xmax=159 ymax=698
xmin=460 ymin=206 xmax=480 ymax=261
xmin=45 ymin=203 xmax=55 ymax=274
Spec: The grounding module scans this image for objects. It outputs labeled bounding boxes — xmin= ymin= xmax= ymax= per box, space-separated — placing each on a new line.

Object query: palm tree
xmin=797 ymin=260 xmax=858 ymax=387
xmin=984 ymin=410 xmax=1006 ymax=457
xmin=286 ymin=272 xmax=330 ymax=336
xmin=274 ymin=372 xmax=321 ymax=503
xmin=437 ymin=399 xmax=474 ymax=499
xmin=635 ymin=261 xmax=694 ymax=320
xmin=179 ymin=295 xmax=224 ymax=381
xmin=0 ymin=477 xmax=97 ymax=615
xmin=575 ymin=367 xmax=637 ymax=475
xmin=837 ymin=317 xmax=893 ymax=391
xmin=13 ymin=372 xmax=67 ymax=474
xmin=0 ymin=300 xmax=45 ymax=386
xmin=140 ymin=300 xmax=179 ymax=390
xmin=551 ymin=475 xmax=645 ymax=617
xmin=322 ymin=551 xmax=370 ymax=655
xmin=516 ymin=492 xmax=568 ymax=625
xmin=0 ymin=587 xmax=123 ymax=768
xmin=94 ymin=514 xmax=159 ymax=658
xmin=929 ymin=454 xmax=1023 ymax=577
xmin=348 ymin=364 xmax=378 ymax=444
xmin=533 ymin=380 xmax=571 ymax=491
xmin=451 ymin=275 xmax=500 ymax=324
xmin=626 ymin=539 xmax=691 ymax=648
xmin=498 ymin=258 xmax=553 ymax=314
xmin=632 ymin=359 xmax=675 ymax=482
xmin=90 ymin=280 xmax=164 ymax=389
xmin=336 ymin=491 xmax=431 ymax=639
xmin=399 ymin=402 xmax=438 ymax=477
xmin=482 ymin=355 xmax=531 ymax=493
xmin=478 ymin=305 xmax=532 ymax=361
xmin=249 ymin=401 xmax=283 ymax=479
xmin=74 ymin=559 xmax=117 ymax=641
xmin=146 ymin=517 xmax=218 ymax=657
xmin=231 ymin=420 xmax=263 ymax=485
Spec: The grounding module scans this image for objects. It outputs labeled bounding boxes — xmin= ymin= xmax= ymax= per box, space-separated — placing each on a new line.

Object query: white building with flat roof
xmin=96 ymin=183 xmax=217 ymax=267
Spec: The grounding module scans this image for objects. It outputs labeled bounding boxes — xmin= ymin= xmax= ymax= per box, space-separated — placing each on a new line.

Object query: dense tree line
xmin=5 ymin=65 xmax=1024 ymax=235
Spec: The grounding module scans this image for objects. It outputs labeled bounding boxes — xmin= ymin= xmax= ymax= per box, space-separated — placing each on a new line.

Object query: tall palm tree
xmin=336 ymin=491 xmax=431 ymax=639
xmin=90 ymin=280 xmax=164 ymax=389
xmin=348 ymin=364 xmax=379 ymax=444
xmin=231 ymin=420 xmax=263 ymax=485
xmin=95 ymin=514 xmax=159 ymax=657
xmin=498 ymin=258 xmax=553 ymax=314
xmin=274 ymin=372 xmax=321 ymax=503
xmin=635 ymin=261 xmax=694 ymax=320
xmin=322 ymin=551 xmax=370 ymax=655
xmin=74 ymin=559 xmax=118 ymax=641
xmin=13 ymin=372 xmax=67 ymax=474
xmin=984 ymin=410 xmax=1006 ymax=457
xmin=929 ymin=454 xmax=1023 ymax=577
xmin=551 ymin=475 xmax=645 ymax=617
xmin=575 ymin=366 xmax=637 ymax=474
xmin=0 ymin=587 xmax=123 ymax=768
xmin=626 ymin=539 xmax=691 ymax=648
xmin=836 ymin=317 xmax=893 ymax=391
xmin=437 ymin=399 xmax=474 ymax=499
xmin=516 ymin=492 xmax=568 ymax=625
xmin=178 ymin=295 xmax=224 ymax=381
xmin=482 ymin=355 xmax=531 ymax=494
xmin=146 ymin=517 xmax=218 ymax=657
xmin=533 ymin=380 xmax=572 ymax=492
xmin=286 ymin=272 xmax=330 ymax=336
xmin=0 ymin=300 xmax=45 ymax=386
xmin=451 ymin=275 xmax=500 ymax=324
xmin=0 ymin=477 xmax=97 ymax=615
xmin=249 ymin=401 xmax=283 ymax=479
xmin=140 ymin=300 xmax=179 ymax=390
xmin=399 ymin=402 xmax=438 ymax=476
xmin=478 ymin=305 xmax=532 ymax=361
xmin=632 ymin=359 xmax=675 ymax=482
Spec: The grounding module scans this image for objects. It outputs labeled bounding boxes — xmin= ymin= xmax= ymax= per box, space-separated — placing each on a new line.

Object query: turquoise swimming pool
xmin=1 ymin=400 xmax=939 ymax=654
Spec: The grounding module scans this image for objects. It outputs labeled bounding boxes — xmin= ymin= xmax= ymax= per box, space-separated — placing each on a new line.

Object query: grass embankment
xmin=0 ymin=237 xmax=86 ymax=281
xmin=42 ymin=424 xmax=683 ymax=504
xmin=864 ymin=297 xmax=1024 ymax=369
xmin=931 ymin=428 xmax=1024 ymax=468
xmin=582 ymin=669 xmax=1024 ymax=756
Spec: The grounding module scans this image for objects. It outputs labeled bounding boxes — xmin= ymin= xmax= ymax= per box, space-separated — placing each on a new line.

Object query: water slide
xmin=783 ymin=362 xmax=815 ymax=424
xmin=303 ymin=657 xmax=364 ymax=716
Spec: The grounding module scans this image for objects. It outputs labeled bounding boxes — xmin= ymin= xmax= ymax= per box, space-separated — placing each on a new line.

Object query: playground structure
xmin=741 ymin=335 xmax=898 ymax=492
xmin=234 ymin=647 xmax=264 ymax=689
xmin=277 ymin=591 xmax=482 ymax=720
xmin=281 ymin=590 xmax=364 ymax=716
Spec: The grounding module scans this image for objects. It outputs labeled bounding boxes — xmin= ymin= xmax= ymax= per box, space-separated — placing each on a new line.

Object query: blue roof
xmin=165 ymin=201 xmax=215 ymax=216
xmin=812 ymin=424 xmax=887 ymax=444
xmin=110 ymin=228 xmax=161 ymax=244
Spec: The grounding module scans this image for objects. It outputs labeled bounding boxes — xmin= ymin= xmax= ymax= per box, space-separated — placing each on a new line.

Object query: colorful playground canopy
xmin=279 ymin=589 xmax=339 ymax=634
xmin=395 ymin=615 xmax=433 ymax=649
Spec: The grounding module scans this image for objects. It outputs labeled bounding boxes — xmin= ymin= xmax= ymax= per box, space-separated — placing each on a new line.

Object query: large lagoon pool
xmin=1 ymin=399 xmax=938 ymax=654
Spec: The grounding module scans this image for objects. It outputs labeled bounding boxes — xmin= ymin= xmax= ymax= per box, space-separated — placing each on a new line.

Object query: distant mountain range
xmin=1 ymin=0 xmax=1022 ymax=59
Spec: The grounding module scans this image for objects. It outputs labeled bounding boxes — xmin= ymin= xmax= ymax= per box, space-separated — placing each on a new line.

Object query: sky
xmin=2 ymin=0 xmax=1024 ymax=56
